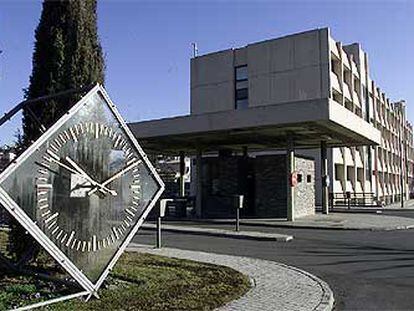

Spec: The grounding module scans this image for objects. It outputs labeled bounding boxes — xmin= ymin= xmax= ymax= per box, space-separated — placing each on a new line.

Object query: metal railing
xmin=329 ymin=192 xmax=382 ymax=209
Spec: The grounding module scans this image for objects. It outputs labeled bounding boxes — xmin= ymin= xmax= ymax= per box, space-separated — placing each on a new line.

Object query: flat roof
xmin=129 ymin=99 xmax=381 ymax=154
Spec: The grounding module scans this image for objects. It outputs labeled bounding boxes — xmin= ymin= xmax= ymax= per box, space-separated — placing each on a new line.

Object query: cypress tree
xmin=9 ymin=0 xmax=105 ymax=263
xmin=23 ymin=0 xmax=105 ymax=144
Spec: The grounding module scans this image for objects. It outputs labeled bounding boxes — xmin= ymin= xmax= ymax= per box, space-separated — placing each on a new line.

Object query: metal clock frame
xmin=0 ymin=84 xmax=165 ymax=309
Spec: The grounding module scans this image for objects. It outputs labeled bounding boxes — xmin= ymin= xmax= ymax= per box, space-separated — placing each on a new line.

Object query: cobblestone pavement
xmin=127 ymin=243 xmax=334 ymax=311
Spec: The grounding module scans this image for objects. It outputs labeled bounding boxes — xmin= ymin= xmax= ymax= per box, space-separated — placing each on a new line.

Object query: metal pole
xmin=236 ymin=205 xmax=240 ymax=232
xmin=195 ymin=148 xmax=203 ymax=218
xmin=156 ymin=216 xmax=162 ymax=248
xmin=179 ymin=151 xmax=185 ymax=197
xmin=400 ymin=130 xmax=405 ymax=208
xmin=0 ymin=85 xmax=95 ymax=128
xmin=287 ymin=140 xmax=295 ymax=221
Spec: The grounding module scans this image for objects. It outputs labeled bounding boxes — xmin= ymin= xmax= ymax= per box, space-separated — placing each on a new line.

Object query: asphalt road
xmin=132 ymin=211 xmax=414 ymax=311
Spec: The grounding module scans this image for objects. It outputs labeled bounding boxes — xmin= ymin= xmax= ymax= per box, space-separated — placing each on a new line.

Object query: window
xmin=297 ymin=174 xmax=303 ymax=183
xmin=236 ymin=66 xmax=248 ymax=81
xmin=307 ymin=175 xmax=312 ymax=183
xmin=353 ymin=77 xmax=359 ymax=93
xmin=346 ymin=166 xmax=354 ymax=181
xmin=235 ymin=65 xmax=248 ymax=109
xmin=236 ymin=88 xmax=248 ymax=100
xmin=334 ymin=164 xmax=343 ymax=181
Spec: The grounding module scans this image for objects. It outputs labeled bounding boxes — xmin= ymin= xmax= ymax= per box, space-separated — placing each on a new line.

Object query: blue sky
xmin=0 ymin=0 xmax=413 ymax=144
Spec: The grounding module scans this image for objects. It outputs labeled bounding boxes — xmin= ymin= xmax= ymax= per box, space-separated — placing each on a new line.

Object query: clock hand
xmin=51 ymin=158 xmax=113 ymax=195
xmin=65 ymin=157 xmax=117 ymax=196
xmin=87 ymin=160 xmax=142 ymax=196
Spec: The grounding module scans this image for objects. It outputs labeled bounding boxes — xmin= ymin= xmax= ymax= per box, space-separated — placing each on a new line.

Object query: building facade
xmin=324 ymin=37 xmax=414 ymax=205
xmin=190 ymin=28 xmax=414 ymax=206
xmin=130 ymin=28 xmax=381 ymax=219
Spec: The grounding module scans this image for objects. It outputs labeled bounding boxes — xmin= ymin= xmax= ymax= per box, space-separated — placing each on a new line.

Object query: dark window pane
xmin=307 ymin=175 xmax=312 ymax=183
xmin=236 ymin=99 xmax=248 ymax=110
xmin=297 ymin=174 xmax=303 ymax=183
xmin=236 ymin=88 xmax=248 ymax=100
xmin=236 ymin=80 xmax=248 ymax=90
xmin=236 ymin=66 xmax=248 ymax=81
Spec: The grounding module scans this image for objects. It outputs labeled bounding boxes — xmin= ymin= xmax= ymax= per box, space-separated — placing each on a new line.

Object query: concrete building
xmin=189 ymin=27 xmax=414 ymax=207
xmin=130 ymin=28 xmax=386 ymax=219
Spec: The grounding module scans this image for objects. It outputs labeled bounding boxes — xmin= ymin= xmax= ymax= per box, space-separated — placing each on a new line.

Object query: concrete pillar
xmin=179 ymin=151 xmax=185 ymax=197
xmin=321 ymin=141 xmax=329 ymax=214
xmin=287 ymin=141 xmax=295 ymax=221
xmin=195 ymin=149 xmax=203 ymax=218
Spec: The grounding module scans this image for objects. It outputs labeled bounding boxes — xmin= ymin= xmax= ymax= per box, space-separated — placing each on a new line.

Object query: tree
xmin=23 ymin=0 xmax=105 ymax=144
xmin=9 ymin=0 xmax=105 ymax=263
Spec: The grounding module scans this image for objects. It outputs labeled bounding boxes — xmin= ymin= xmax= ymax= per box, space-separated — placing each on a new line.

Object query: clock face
xmin=0 ymin=87 xmax=163 ymax=284
xmin=36 ymin=121 xmax=142 ymax=253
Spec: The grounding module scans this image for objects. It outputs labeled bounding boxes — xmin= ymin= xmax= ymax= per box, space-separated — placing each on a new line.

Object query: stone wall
xmin=201 ymin=154 xmax=243 ymax=218
xmin=200 ymin=153 xmax=315 ymax=219
xmin=254 ymin=155 xmax=287 ymax=218
xmin=294 ymin=156 xmax=315 ymax=218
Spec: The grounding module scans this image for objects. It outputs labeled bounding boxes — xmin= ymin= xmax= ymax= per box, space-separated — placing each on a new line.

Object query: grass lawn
xmin=0 ymin=231 xmax=250 ymax=310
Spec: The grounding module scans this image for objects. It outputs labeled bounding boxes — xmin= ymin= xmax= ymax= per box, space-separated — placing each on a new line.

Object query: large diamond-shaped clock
xmin=0 ymin=84 xmax=164 ymax=295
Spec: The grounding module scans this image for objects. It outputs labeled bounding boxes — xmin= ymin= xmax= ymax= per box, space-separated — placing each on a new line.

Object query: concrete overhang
xmin=129 ymin=98 xmax=381 ymax=154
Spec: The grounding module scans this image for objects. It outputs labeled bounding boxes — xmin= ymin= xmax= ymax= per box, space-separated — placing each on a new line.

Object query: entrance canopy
xmin=129 ymin=98 xmax=381 ymax=154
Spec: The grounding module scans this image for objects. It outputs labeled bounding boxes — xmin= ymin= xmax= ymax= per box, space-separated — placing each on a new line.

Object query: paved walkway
xmin=237 ymin=213 xmax=414 ymax=230
xmin=127 ymin=243 xmax=334 ymax=311
xmin=385 ymin=199 xmax=414 ymax=210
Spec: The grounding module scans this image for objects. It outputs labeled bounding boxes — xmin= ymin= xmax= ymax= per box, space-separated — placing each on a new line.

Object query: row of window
xmin=235 ymin=65 xmax=248 ymax=110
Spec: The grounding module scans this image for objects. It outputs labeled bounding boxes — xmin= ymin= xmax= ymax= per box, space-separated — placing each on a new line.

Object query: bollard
xmin=156 ymin=216 xmax=162 ymax=248
xmin=157 ymin=199 xmax=172 ymax=248
xmin=235 ymin=195 xmax=244 ymax=232
xmin=346 ymin=191 xmax=351 ymax=210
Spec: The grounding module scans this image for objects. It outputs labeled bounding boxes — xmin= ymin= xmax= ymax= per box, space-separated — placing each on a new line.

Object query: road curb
xmin=235 ymin=222 xmax=414 ymax=232
xmin=163 ymin=219 xmax=414 ymax=231
xmin=141 ymin=224 xmax=293 ymax=242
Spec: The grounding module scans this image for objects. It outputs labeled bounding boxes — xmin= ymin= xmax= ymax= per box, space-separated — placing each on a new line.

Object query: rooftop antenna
xmin=191 ymin=42 xmax=198 ymax=58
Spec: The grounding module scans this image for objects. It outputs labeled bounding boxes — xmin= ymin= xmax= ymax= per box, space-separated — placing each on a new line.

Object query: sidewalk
xmin=384 ymin=199 xmax=414 ymax=210
xmin=159 ymin=212 xmax=414 ymax=231
xmin=127 ymin=243 xmax=334 ymax=311
xmin=141 ymin=223 xmax=293 ymax=241
xmin=235 ymin=213 xmax=414 ymax=230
